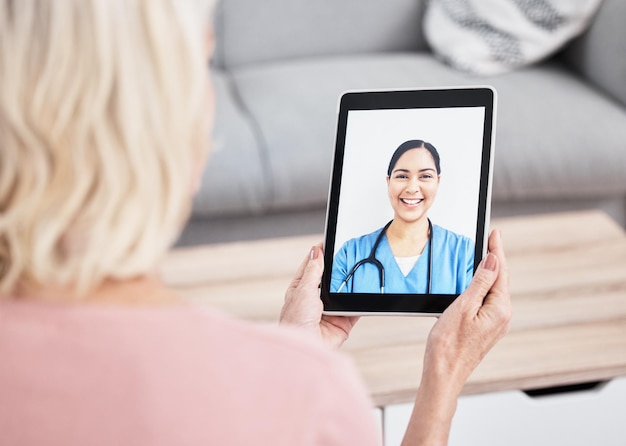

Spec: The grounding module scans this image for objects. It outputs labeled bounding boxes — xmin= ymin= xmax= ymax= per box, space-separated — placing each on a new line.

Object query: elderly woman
xmin=0 ymin=1 xmax=511 ymax=445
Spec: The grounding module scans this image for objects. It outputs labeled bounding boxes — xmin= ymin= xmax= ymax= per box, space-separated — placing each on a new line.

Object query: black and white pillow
xmin=423 ymin=0 xmax=603 ymax=75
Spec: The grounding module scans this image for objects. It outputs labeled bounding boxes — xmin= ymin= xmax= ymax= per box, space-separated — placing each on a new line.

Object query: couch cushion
xmin=192 ymin=70 xmax=268 ymax=218
xmin=228 ymin=54 xmax=626 ymax=209
xmin=423 ymin=0 xmax=602 ymax=75
xmin=212 ymin=0 xmax=429 ymax=69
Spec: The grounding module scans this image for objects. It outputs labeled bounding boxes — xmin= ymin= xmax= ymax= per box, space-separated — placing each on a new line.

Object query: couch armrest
xmin=561 ymin=0 xmax=626 ymax=107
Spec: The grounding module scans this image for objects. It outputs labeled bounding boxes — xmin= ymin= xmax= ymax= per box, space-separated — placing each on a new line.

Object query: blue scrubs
xmin=331 ymin=224 xmax=474 ymax=294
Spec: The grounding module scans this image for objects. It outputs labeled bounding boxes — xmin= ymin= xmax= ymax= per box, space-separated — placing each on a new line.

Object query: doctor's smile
xmin=400 ymin=198 xmax=423 ymax=206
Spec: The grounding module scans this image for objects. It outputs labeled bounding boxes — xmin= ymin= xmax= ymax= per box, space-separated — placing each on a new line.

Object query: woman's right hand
xmin=424 ymin=229 xmax=511 ymax=393
xmin=402 ymin=229 xmax=511 ymax=446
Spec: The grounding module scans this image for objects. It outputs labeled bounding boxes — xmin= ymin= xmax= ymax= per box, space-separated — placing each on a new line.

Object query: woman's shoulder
xmin=177 ymin=307 xmax=377 ymax=440
xmin=151 ymin=305 xmax=358 ymax=373
xmin=0 ymin=301 xmax=377 ymax=444
xmin=0 ymin=300 xmax=349 ymax=373
xmin=162 ymin=308 xmax=377 ymax=443
xmin=0 ymin=301 xmax=366 ymax=410
xmin=194 ymin=306 xmax=347 ymax=367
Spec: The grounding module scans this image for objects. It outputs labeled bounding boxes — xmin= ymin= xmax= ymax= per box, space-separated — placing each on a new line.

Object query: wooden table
xmin=161 ymin=211 xmax=626 ymax=407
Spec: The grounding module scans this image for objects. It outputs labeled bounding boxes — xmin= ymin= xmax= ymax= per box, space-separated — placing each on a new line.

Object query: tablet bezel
xmin=321 ymin=86 xmax=497 ymax=316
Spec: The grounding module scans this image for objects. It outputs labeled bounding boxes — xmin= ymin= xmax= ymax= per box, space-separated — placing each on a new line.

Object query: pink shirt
xmin=0 ymin=301 xmax=380 ymax=445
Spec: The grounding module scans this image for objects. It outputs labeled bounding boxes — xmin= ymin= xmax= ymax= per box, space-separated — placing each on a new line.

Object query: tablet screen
xmin=321 ymin=87 xmax=496 ymax=315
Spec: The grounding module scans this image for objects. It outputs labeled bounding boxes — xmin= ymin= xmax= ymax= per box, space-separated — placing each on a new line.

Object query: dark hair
xmin=387 ymin=140 xmax=441 ymax=176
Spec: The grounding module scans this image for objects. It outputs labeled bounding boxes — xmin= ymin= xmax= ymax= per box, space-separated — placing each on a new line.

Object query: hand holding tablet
xmin=280 ymin=88 xmax=509 ymax=442
xmin=321 ymin=87 xmax=497 ymax=315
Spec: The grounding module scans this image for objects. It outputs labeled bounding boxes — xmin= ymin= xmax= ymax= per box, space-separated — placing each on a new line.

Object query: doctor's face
xmin=386 ymin=148 xmax=440 ymax=224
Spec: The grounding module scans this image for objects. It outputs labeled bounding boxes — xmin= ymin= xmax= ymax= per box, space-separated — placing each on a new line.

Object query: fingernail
xmin=310 ymin=246 xmax=318 ymax=260
xmin=484 ymin=253 xmax=497 ymax=271
xmin=495 ymin=229 xmax=503 ymax=242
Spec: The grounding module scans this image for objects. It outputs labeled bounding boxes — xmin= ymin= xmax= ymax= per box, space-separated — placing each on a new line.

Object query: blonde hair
xmin=0 ymin=0 xmax=215 ymax=296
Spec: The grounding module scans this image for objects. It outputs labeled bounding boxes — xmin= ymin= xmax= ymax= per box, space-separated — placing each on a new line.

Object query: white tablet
xmin=321 ymin=86 xmax=497 ymax=315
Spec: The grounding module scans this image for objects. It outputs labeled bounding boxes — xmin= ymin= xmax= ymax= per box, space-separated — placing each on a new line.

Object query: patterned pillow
xmin=423 ymin=0 xmax=603 ymax=75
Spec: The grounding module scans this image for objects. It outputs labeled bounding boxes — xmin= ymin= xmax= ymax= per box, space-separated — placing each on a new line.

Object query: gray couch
xmin=177 ymin=0 xmax=626 ymax=246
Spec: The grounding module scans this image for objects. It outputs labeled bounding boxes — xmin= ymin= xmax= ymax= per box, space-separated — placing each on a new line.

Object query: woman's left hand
xmin=280 ymin=243 xmax=360 ymax=349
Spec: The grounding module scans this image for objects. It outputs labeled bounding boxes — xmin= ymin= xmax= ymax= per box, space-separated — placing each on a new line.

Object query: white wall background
xmin=333 ymin=107 xmax=486 ymax=254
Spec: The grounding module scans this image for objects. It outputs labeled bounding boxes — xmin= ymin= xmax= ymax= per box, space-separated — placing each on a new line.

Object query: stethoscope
xmin=337 ymin=219 xmax=433 ymax=294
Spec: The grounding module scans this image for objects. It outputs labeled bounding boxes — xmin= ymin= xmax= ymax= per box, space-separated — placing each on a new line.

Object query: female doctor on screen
xmin=331 ymin=140 xmax=474 ymax=294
